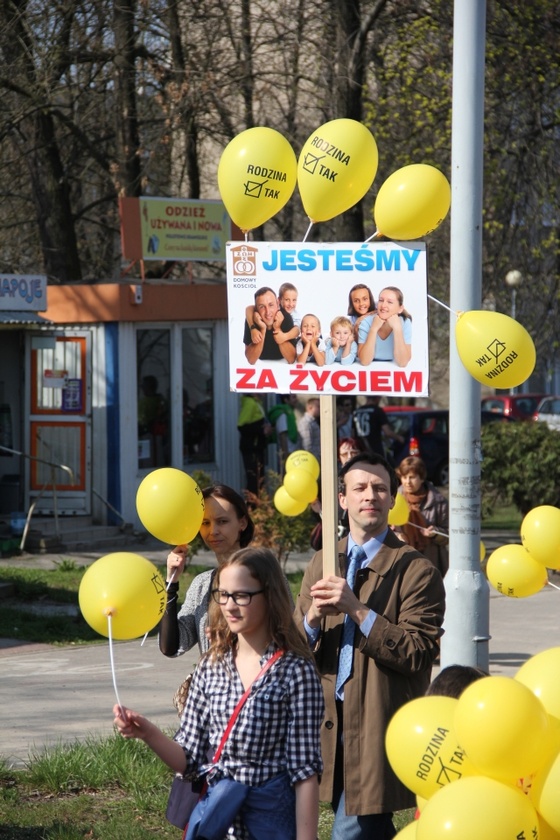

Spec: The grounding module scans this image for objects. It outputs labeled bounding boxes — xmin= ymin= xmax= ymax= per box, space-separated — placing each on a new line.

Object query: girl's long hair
xmin=207 ymin=547 xmax=314 ymax=662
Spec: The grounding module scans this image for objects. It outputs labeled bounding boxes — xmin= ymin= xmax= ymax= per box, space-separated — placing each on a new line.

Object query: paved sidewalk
xmin=1 ymin=532 xmax=558 ymax=768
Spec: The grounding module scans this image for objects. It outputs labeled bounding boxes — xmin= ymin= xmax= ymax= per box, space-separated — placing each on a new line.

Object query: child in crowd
xmin=296 ymin=314 xmax=326 ymax=365
xmin=325 ymin=315 xmax=358 ymax=364
xmin=347 ymin=284 xmax=376 ymax=340
xmin=245 ymin=283 xmax=300 ymax=346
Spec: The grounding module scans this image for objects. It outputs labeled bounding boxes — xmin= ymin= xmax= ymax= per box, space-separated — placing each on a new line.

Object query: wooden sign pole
xmin=319 ymin=395 xmax=339 ymax=577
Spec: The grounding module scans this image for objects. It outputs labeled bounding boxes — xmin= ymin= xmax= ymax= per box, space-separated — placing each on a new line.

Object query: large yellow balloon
xmin=454 ymin=675 xmax=550 ymax=784
xmin=455 ymin=310 xmax=536 ymax=389
xmin=486 ymin=543 xmax=548 ymax=598
xmin=79 ymin=552 xmax=166 ymax=640
xmin=515 ymin=647 xmax=560 ymax=720
xmin=285 ymin=449 xmax=320 ymax=480
xmin=283 ymin=468 xmax=318 ymax=504
xmin=530 ymin=750 xmax=560 ymax=834
xmin=416 ymin=775 xmax=540 ymax=840
xmin=273 ymin=485 xmax=308 ymax=517
xmin=394 ymin=821 xmax=417 ymax=839
xmin=388 ymin=492 xmax=409 ymax=526
xmin=297 ymin=119 xmax=378 ymax=222
xmin=521 ymin=506 xmax=560 ymax=570
xmin=373 ymin=164 xmax=450 ymax=240
xmin=217 ymin=127 xmax=297 ymax=232
xmin=136 ymin=468 xmax=205 ymax=545
xmin=385 ymin=696 xmax=477 ymax=799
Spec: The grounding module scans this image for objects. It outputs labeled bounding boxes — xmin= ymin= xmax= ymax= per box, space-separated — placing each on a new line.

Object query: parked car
xmin=384 ymin=408 xmax=515 ymax=486
xmin=480 ymin=393 xmax=549 ymax=421
xmin=533 ymin=396 xmax=560 ymax=431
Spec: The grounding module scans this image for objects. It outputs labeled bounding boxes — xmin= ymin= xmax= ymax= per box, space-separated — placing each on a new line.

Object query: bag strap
xmin=211 ymin=649 xmax=284 ymax=764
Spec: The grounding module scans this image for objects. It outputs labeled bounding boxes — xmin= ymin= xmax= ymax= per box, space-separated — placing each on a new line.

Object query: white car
xmin=533 ymin=396 xmax=560 ymax=431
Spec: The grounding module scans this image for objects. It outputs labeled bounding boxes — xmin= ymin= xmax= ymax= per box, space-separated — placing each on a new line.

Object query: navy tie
xmin=336 ymin=544 xmax=366 ymax=698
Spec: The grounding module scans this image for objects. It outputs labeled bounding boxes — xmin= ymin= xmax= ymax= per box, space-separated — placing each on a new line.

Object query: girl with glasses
xmin=114 ymin=547 xmax=324 ymax=840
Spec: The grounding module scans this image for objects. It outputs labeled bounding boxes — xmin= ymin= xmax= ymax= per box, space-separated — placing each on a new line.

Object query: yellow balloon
xmin=297 ymin=119 xmax=378 ymax=222
xmin=385 ymin=696 xmax=477 ymax=800
xmin=479 ymin=541 xmax=486 ymax=563
xmin=285 ymin=449 xmax=320 ymax=480
xmin=515 ymin=648 xmax=560 ymax=720
xmin=388 ymin=492 xmax=409 ymax=526
xmin=79 ymin=552 xmax=166 ymax=640
xmin=374 ymin=164 xmax=450 ymax=240
xmin=394 ymin=821 xmax=417 ymax=839
xmin=454 ymin=675 xmax=550 ymax=784
xmin=539 ymin=816 xmax=560 ymax=840
xmin=416 ymin=775 xmax=539 ymax=840
xmin=217 ymin=127 xmax=297 ymax=232
xmin=530 ymin=750 xmax=560 ymax=834
xmin=455 ymin=310 xmax=536 ymax=389
xmin=136 ymin=468 xmax=205 ymax=545
xmin=521 ymin=506 xmax=560 ymax=570
xmin=283 ymin=468 xmax=318 ymax=504
xmin=273 ymin=485 xmax=308 ymax=517
xmin=486 ymin=543 xmax=548 ymax=598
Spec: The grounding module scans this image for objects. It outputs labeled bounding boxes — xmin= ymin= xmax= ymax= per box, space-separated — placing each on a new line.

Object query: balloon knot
xmin=104 ymin=607 xmax=116 ymax=617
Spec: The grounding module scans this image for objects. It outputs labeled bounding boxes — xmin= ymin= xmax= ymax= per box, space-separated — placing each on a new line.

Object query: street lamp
xmin=505 ymin=269 xmax=523 ymax=320
xmin=505 ymin=270 xmax=523 ymax=394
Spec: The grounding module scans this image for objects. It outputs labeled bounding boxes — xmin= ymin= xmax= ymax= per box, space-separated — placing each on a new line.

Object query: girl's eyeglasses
xmin=211 ymin=589 xmax=264 ymax=606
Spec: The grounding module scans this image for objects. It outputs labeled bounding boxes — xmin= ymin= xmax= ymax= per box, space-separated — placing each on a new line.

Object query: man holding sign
xmin=295 ymin=453 xmax=445 ymax=840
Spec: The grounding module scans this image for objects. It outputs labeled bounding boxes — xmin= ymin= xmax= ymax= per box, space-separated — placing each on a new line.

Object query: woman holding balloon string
xmin=394 ymin=456 xmax=449 ymax=578
xmin=357 ymin=286 xmax=412 ymax=367
xmin=159 ymin=484 xmax=256 ymax=659
xmin=115 ymin=547 xmax=324 ymax=840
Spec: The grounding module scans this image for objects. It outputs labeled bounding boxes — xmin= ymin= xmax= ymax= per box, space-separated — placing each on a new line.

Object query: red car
xmin=480 ymin=393 xmax=548 ymax=421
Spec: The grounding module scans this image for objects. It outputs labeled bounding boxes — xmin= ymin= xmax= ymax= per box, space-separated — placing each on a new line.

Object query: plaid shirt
xmin=174 ymin=644 xmax=324 ymax=787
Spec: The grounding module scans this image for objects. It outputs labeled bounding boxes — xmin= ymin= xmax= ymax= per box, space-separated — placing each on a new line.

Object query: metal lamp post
xmin=505 ymin=269 xmax=523 ymax=320
xmin=505 ymin=270 xmax=523 ymax=393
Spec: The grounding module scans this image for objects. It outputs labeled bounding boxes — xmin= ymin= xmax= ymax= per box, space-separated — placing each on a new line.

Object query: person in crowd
xmin=337 ymin=437 xmax=365 ymax=467
xmin=336 ymin=396 xmax=356 ymax=441
xmin=296 ymin=314 xmax=326 ymax=365
xmin=357 ymin=287 xmax=412 ymax=368
xmin=237 ymin=394 xmax=270 ymax=498
xmin=117 ymin=547 xmax=324 ymax=840
xmin=159 ymin=484 xmax=255 ymax=658
xmin=295 ymin=452 xmax=445 ymax=840
xmin=297 ymin=397 xmax=321 ymax=464
xmin=325 ymin=316 xmax=358 ymax=365
xmin=353 ymin=395 xmax=404 ymax=459
xmin=394 ymin=455 xmax=449 ymax=578
xmin=243 ymin=286 xmax=297 ymax=364
xmin=426 ymin=664 xmax=488 ymax=698
xmin=347 ymin=284 xmax=376 ymax=340
xmin=268 ymin=394 xmax=301 ymax=476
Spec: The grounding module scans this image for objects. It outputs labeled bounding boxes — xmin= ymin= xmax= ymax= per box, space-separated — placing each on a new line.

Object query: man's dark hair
xmin=338 ymin=452 xmax=399 ymax=496
xmin=254 ymin=286 xmax=276 ymax=302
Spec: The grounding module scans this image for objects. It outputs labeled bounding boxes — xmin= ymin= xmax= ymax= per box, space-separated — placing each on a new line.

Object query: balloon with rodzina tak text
xmin=297 ymin=118 xmax=378 ymax=225
xmin=454 ymin=310 xmax=536 ymax=389
xmin=217 ymin=127 xmax=297 ymax=233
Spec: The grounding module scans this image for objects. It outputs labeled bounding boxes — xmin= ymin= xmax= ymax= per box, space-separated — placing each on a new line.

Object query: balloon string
xmin=140 ymin=568 xmax=177 ymax=647
xmin=107 ymin=614 xmax=125 ymax=717
xmin=547 ymin=580 xmax=560 ymax=591
xmin=404 ymin=521 xmax=448 ymax=538
xmin=427 ymin=294 xmax=458 ymax=315
xmin=363 ymin=230 xmax=381 ymax=243
xmin=302 ymin=220 xmax=314 ymax=243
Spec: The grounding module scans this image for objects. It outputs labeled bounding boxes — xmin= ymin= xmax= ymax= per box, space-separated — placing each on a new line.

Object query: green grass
xmin=0 ymin=737 xmax=414 ymax=839
xmin=481 ymin=503 xmax=522 ymax=531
